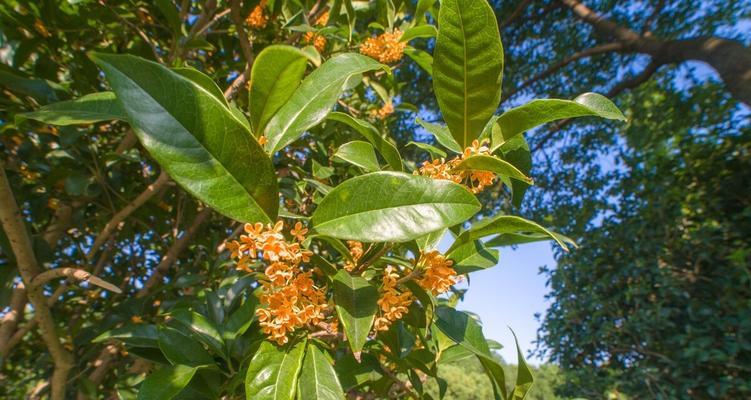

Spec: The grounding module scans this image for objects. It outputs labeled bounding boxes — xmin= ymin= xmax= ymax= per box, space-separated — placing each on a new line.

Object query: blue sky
xmin=437 ymin=234 xmax=555 ymax=365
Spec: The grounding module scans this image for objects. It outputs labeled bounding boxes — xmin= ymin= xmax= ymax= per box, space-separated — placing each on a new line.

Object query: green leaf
xmin=497 ymin=92 xmax=627 ymax=141
xmin=223 ymin=296 xmax=258 ymax=341
xmin=249 ymin=45 xmax=310 ymax=135
xmin=157 ymin=327 xmax=214 ymax=367
xmin=498 ymin=135 xmax=532 ymax=207
xmin=169 ymin=309 xmax=224 ymax=356
xmin=415 ymin=228 xmax=447 ymax=251
xmin=264 ymin=53 xmax=386 ymax=153
xmin=171 ymin=67 xmax=228 ymax=107
xmin=407 ymin=141 xmax=447 ymax=159
xmin=451 ymin=215 xmax=570 ymax=253
xmin=93 ymin=324 xmax=158 ymax=348
xmin=327 ymin=112 xmax=403 ymax=171
xmin=16 ymin=92 xmax=127 ymax=126
xmin=311 ymin=172 xmax=481 ymax=242
xmin=404 ymin=46 xmax=433 ymax=76
xmin=138 ymin=365 xmax=197 ymax=400
xmin=332 ymin=270 xmax=378 ymax=354
xmin=435 ymin=307 xmax=507 ymax=400
xmin=89 ymin=52 xmax=278 ymax=223
xmin=416 ymin=118 xmax=462 ymax=153
xmin=413 ymin=0 xmax=437 ymax=26
xmin=401 ymin=24 xmax=437 ymax=42
xmin=433 ymin=0 xmax=504 ymax=148
xmin=333 ymin=141 xmax=380 ymax=172
xmin=445 ymin=239 xmax=499 ymax=274
xmin=297 ymin=343 xmax=346 ymax=400
xmin=155 ymin=0 xmax=182 ymax=35
xmin=453 ymin=154 xmax=533 ymax=184
xmin=485 ymin=230 xmax=577 ymax=249
xmin=509 ymin=329 xmax=534 ymax=400
xmin=246 ymin=339 xmax=307 ymax=400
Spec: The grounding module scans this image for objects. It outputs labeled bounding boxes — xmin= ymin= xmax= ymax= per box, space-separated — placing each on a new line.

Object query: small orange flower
xmin=315 ymin=10 xmax=330 ymax=26
xmin=416 ymin=250 xmax=459 ymax=295
xmin=290 ymin=221 xmax=308 ymax=242
xmin=370 ymin=101 xmax=394 ymax=120
xmin=414 ymin=139 xmax=497 ymax=194
xmin=374 ymin=266 xmax=413 ymax=331
xmin=258 ymin=136 xmax=267 ymax=145
xmin=344 ymin=240 xmax=364 ymax=271
xmin=303 ymin=31 xmax=327 ymax=52
xmin=360 ymin=30 xmax=406 ymax=64
xmin=246 ymin=5 xmax=269 ymax=29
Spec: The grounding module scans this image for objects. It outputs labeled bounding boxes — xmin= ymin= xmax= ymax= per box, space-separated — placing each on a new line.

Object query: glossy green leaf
xmin=454 ymin=154 xmax=533 ymax=184
xmin=435 ymin=306 xmax=507 ymax=400
xmin=416 ymin=118 xmax=462 ymax=153
xmin=415 ymin=228 xmax=447 ymax=251
xmin=16 ymin=92 xmax=127 ymax=126
xmin=297 ymin=343 xmax=345 ymax=400
xmin=401 ymin=24 xmax=437 ymax=42
xmin=407 ymin=141 xmax=447 ymax=159
xmin=332 ymin=270 xmax=378 ymax=354
xmin=312 ymin=172 xmax=481 ymax=242
xmin=172 ymin=67 xmax=228 ymax=107
xmin=264 ymin=53 xmax=386 ymax=153
xmin=498 ymin=135 xmax=532 ymax=207
xmin=404 ymin=46 xmax=433 ymax=76
xmin=245 ymin=339 xmax=307 ymax=400
xmin=497 ymin=92 xmax=627 ymax=141
xmin=333 ymin=141 xmax=380 ymax=172
xmin=157 ymin=327 xmax=214 ymax=367
xmin=433 ymin=0 xmax=504 ymax=148
xmin=89 ymin=52 xmax=278 ymax=223
xmin=445 ymin=239 xmax=499 ymax=274
xmin=223 ymin=296 xmax=258 ymax=340
xmin=327 ymin=112 xmax=404 ymax=171
xmin=485 ymin=230 xmax=577 ymax=249
xmin=169 ymin=309 xmax=224 ymax=355
xmin=138 ymin=365 xmax=197 ymax=400
xmin=249 ymin=45 xmax=310 ymax=135
xmin=93 ymin=324 xmax=158 ymax=348
xmin=509 ymin=329 xmax=534 ymax=400
xmin=451 ymin=215 xmax=570 ymax=252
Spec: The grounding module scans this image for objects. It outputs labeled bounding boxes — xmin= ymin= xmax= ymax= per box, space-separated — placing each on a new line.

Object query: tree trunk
xmin=560 ymin=0 xmax=751 ymax=106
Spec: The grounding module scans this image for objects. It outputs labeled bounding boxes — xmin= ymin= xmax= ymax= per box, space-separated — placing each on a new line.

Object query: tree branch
xmin=0 ymin=161 xmax=73 ymax=400
xmin=0 ymin=282 xmax=27 ymax=357
xmin=87 ymin=171 xmax=170 ymax=260
xmin=499 ymin=0 xmax=533 ymax=29
xmin=31 ymin=267 xmax=122 ymax=294
xmin=502 ymin=42 xmax=623 ymax=102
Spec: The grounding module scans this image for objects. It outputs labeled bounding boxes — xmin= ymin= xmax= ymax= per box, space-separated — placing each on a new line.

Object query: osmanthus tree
xmin=1 ymin=0 xmax=623 ymax=398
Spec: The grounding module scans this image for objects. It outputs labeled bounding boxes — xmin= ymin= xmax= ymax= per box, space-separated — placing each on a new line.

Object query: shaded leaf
xmin=138 ymin=365 xmax=197 ymax=400
xmin=157 ymin=327 xmax=214 ymax=367
xmin=16 ymin=92 xmax=126 ymax=126
xmin=297 ymin=343 xmax=345 ymax=400
xmin=327 ymin=112 xmax=403 ymax=171
xmin=332 ymin=270 xmax=378 ymax=354
xmin=445 ymin=239 xmax=499 ymax=274
xmin=451 ymin=215 xmax=570 ymax=252
xmin=333 ymin=141 xmax=380 ymax=172
xmin=416 ymin=118 xmax=462 ymax=153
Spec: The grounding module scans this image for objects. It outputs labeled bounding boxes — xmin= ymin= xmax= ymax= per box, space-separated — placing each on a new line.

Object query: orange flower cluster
xmin=375 ymin=266 xmax=414 ymax=331
xmin=302 ymin=10 xmax=329 ymax=52
xmin=416 ymin=250 xmax=458 ymax=295
xmin=343 ymin=240 xmax=364 ymax=271
xmin=370 ymin=101 xmax=394 ymax=120
xmin=246 ymin=5 xmax=269 ymax=30
xmin=415 ymin=139 xmax=497 ymax=193
xmin=360 ymin=30 xmax=406 ymax=63
xmin=226 ymin=221 xmax=327 ymax=345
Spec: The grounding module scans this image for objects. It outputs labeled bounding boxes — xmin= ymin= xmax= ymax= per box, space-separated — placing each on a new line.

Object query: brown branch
xmin=136 ymin=208 xmax=212 ymax=297
xmin=226 ymin=0 xmax=256 ymax=101
xmin=31 ymin=267 xmax=122 ymax=294
xmin=502 ymin=42 xmax=623 ymax=102
xmin=114 ymin=131 xmax=138 ymax=155
xmin=0 ymin=161 xmax=73 ymax=400
xmin=0 ymin=282 xmax=26 ymax=357
xmin=87 ymin=171 xmax=170 ymax=260
xmin=499 ymin=0 xmax=533 ymax=29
